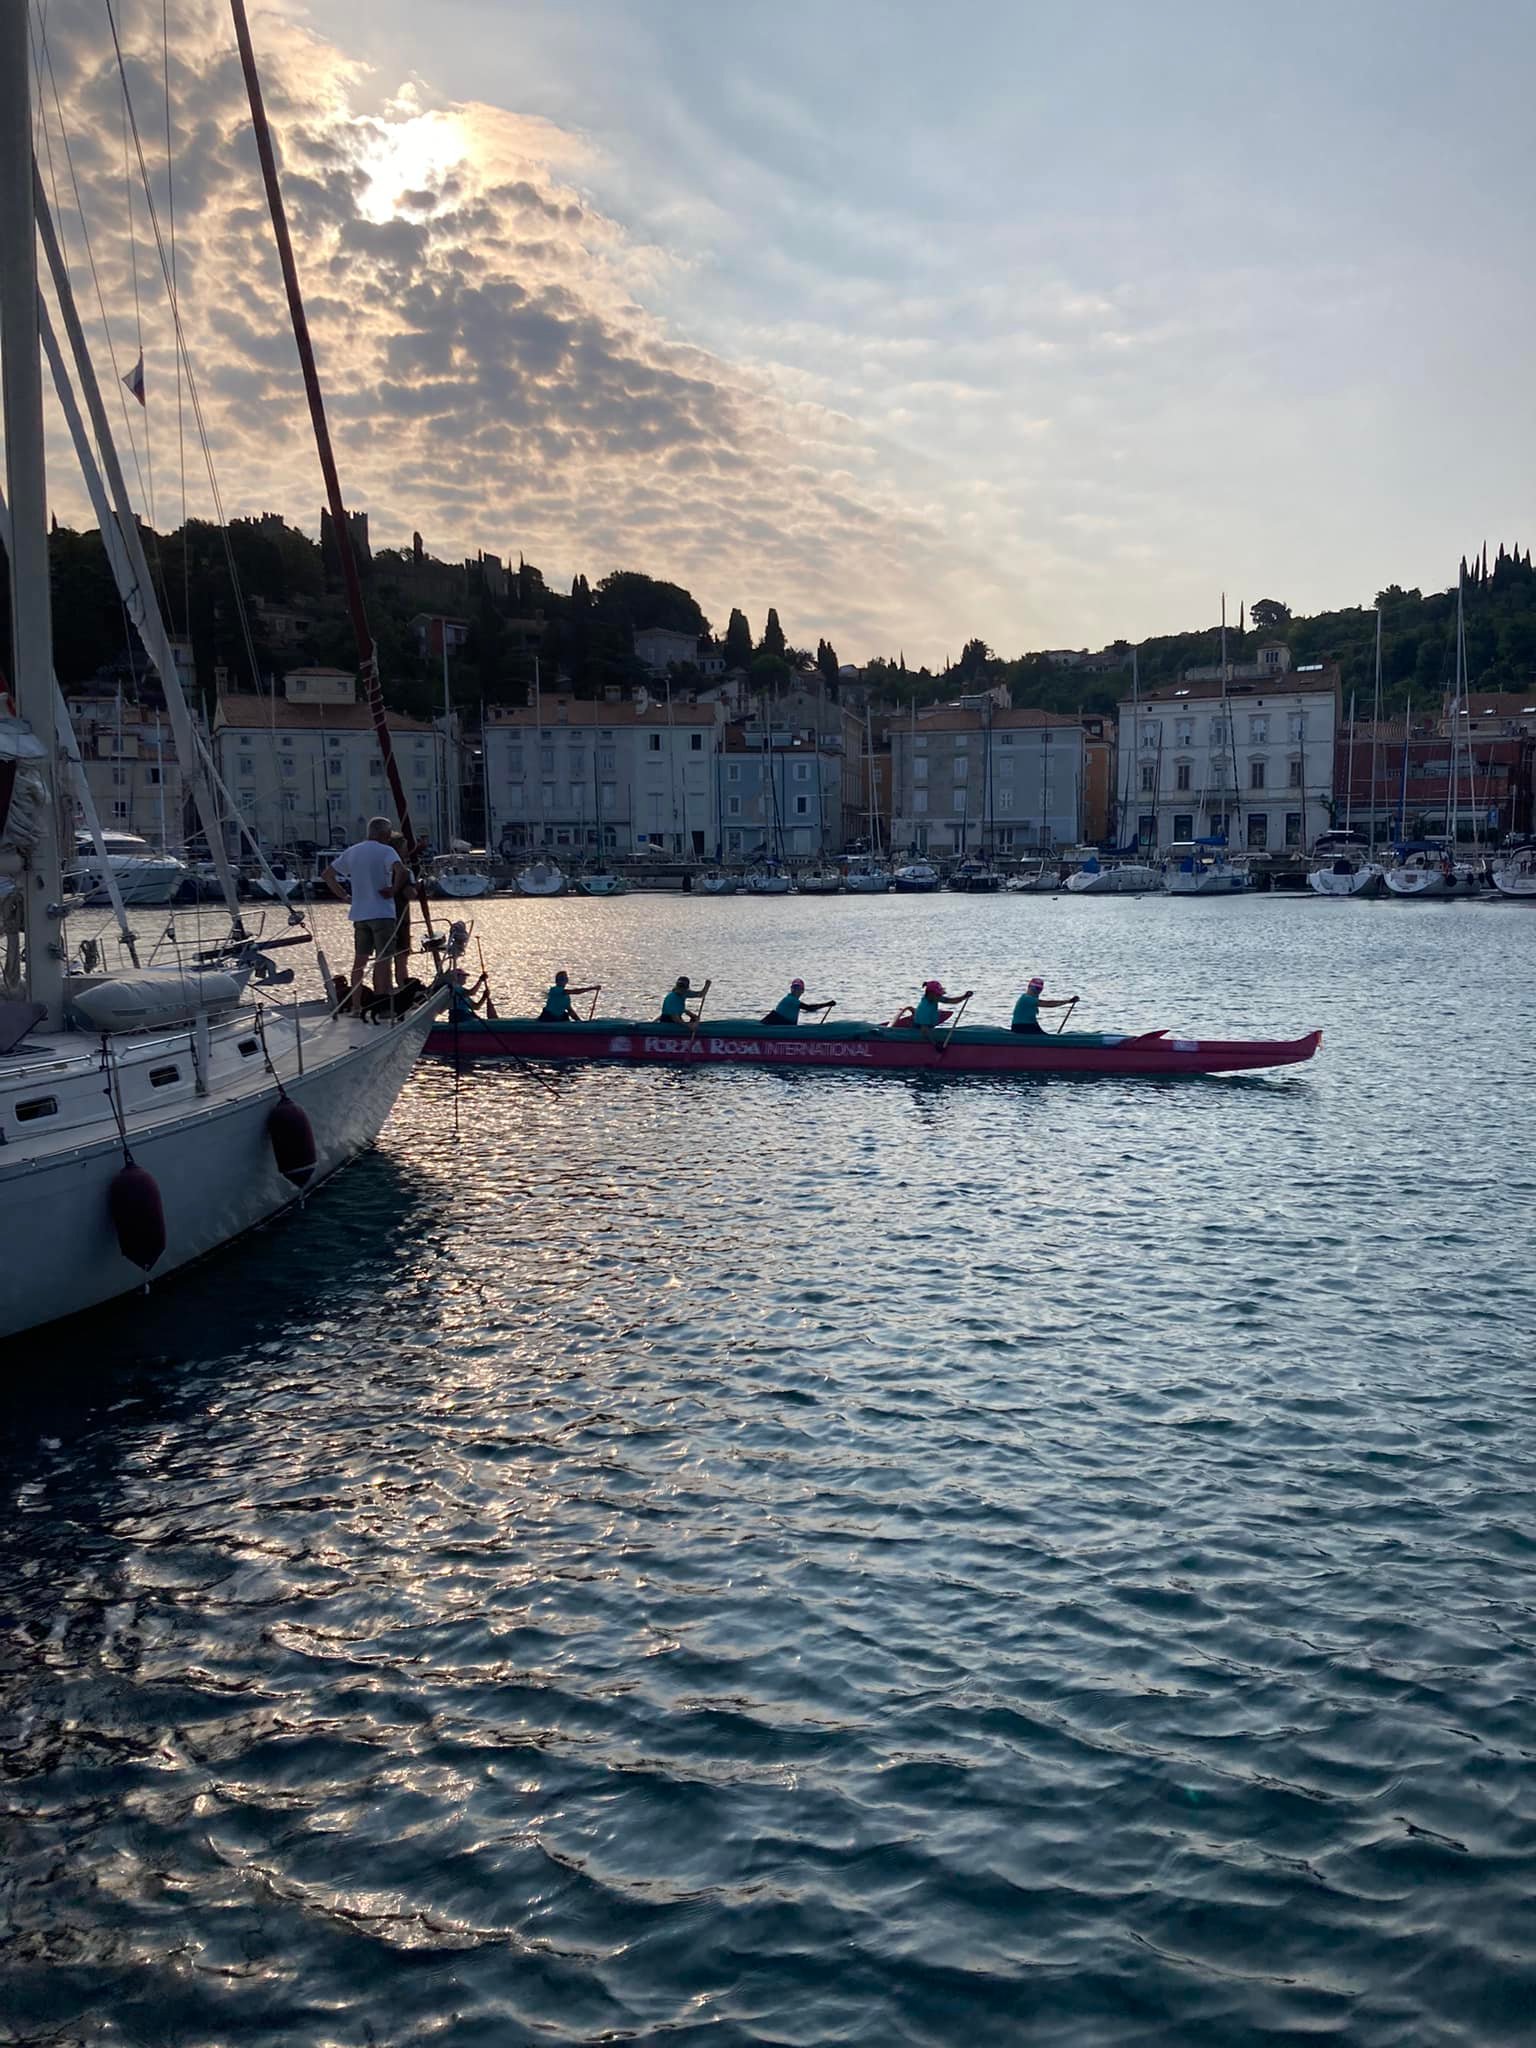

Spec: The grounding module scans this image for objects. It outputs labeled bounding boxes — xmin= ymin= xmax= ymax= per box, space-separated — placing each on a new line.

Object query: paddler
xmin=762 ymin=977 xmax=836 ymax=1025
xmin=538 ymin=969 xmax=599 ymax=1023
xmin=657 ymin=975 xmax=706 ymax=1025
xmin=1011 ymin=975 xmax=1080 ymax=1034
xmin=895 ymin=978 xmax=973 ymax=1034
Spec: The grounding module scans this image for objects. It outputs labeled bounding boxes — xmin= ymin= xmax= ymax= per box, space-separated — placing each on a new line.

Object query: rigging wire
xmin=162 ymin=0 xmax=190 ymax=643
xmin=118 ymin=22 xmax=155 ymax=529
xmin=31 ymin=8 xmax=157 ymax=526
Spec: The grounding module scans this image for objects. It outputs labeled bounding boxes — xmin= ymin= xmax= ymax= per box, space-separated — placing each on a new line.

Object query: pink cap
xmin=1028 ymin=977 xmax=1045 ymax=992
xmin=923 ymin=979 xmax=944 ymax=996
xmin=791 ymin=978 xmax=805 ymax=991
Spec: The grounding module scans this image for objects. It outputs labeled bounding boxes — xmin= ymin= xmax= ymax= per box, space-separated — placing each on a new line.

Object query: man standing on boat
xmin=539 ymin=970 xmax=599 ymax=1022
xmin=658 ymin=976 xmax=706 ymax=1025
xmin=321 ymin=817 xmax=407 ymax=1012
xmin=763 ymin=978 xmax=836 ymax=1025
xmin=1011 ymin=976 xmax=1079 ymax=1034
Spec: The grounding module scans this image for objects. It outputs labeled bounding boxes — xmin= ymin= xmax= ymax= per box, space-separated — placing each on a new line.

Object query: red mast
xmin=229 ymin=0 xmax=429 ymax=868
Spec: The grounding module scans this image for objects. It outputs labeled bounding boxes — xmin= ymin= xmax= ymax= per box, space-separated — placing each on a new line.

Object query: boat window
xmin=15 ymin=1096 xmax=58 ymax=1121
xmin=148 ymin=1065 xmax=181 ymax=1087
xmin=237 ymin=1038 xmax=259 ymax=1057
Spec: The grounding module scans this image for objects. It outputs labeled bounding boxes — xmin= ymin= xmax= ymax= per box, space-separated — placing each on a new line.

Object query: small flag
xmin=123 ymin=351 xmax=145 ymax=407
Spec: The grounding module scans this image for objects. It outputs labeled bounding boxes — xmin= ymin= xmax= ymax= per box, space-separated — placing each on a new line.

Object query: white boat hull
xmin=1066 ymin=863 xmax=1162 ymax=894
xmin=517 ymin=866 xmax=566 ymax=896
xmin=577 ymin=876 xmax=628 ymax=896
xmin=436 ymin=872 xmax=494 ymax=898
xmin=78 ymin=857 xmax=187 ymax=907
xmin=1492 ymin=862 xmax=1536 ymax=898
xmin=697 ymin=875 xmax=737 ymax=895
xmin=1383 ymin=865 xmax=1483 ymax=898
xmin=1308 ymin=862 xmax=1384 ymax=898
xmin=0 ymin=999 xmax=441 ymax=1340
xmin=843 ymin=873 xmax=891 ymax=893
xmin=1166 ymin=868 xmax=1248 ymax=895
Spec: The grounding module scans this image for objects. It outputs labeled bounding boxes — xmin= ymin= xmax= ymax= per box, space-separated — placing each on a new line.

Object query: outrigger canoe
xmin=425 ymin=1015 xmax=1322 ymax=1078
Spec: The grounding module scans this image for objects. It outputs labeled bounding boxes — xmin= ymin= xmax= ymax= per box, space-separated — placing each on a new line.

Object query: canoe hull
xmin=425 ymin=1017 xmax=1322 ymax=1078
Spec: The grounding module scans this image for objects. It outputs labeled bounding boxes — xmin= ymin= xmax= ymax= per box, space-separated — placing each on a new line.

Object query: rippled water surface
xmin=4 ymin=892 xmax=1536 ymax=2045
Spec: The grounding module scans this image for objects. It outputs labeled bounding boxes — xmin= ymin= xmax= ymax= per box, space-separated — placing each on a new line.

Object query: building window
xmin=598 ymin=748 xmax=615 ymax=773
xmin=647 ymin=734 xmax=662 ymax=753
xmin=727 ymin=763 xmax=741 ymax=782
xmin=1288 ymin=757 xmax=1303 ymax=787
xmin=1250 ymin=760 xmax=1266 ymax=790
xmin=415 ymin=738 xmax=428 ymax=752
xmin=793 ymin=761 xmax=811 ymax=782
xmin=1137 ymin=812 xmax=1156 ymax=843
xmin=600 ymin=782 xmax=617 ymax=807
xmin=727 ymin=795 xmax=741 ymax=816
xmin=914 ymin=735 xmax=928 ymax=751
xmin=1173 ymin=812 xmax=1194 ymax=839
xmin=328 ymin=760 xmax=343 ymax=780
xmin=238 ymin=735 xmax=252 ymax=748
xmin=1208 ymin=812 xmax=1228 ymax=839
xmin=538 ymin=747 xmax=554 ymax=773
xmin=1247 ymin=813 xmax=1269 ymax=849
xmin=726 ymin=830 xmax=743 ymax=853
xmin=1140 ymin=764 xmax=1156 ymax=793
xmin=569 ymin=784 xmax=584 ymax=810
xmin=111 ymin=767 xmax=126 ymax=785
xmin=1140 ymin=722 xmax=1160 ymax=749
xmin=1288 ymin=714 xmax=1305 ymax=741
xmin=146 ymin=766 xmax=162 ymax=785
xmin=283 ymin=792 xmax=296 ymax=813
xmin=239 ymin=758 xmax=254 ymax=778
xmin=1175 ymin=719 xmax=1194 ymax=745
xmin=794 ymin=796 xmax=809 ymax=816
xmin=541 ymin=782 xmax=557 ymax=811
xmin=369 ymin=761 xmax=382 ymax=779
xmin=112 ymin=800 xmax=129 ymax=820
xmin=913 ymin=790 xmax=928 ymax=814
xmin=280 ymin=735 xmax=294 ymax=749
xmin=690 ymin=733 xmax=703 ymax=752
xmin=999 ymin=733 xmax=1013 ymax=747
xmin=281 ymin=759 xmax=295 ymax=778
xmin=1285 ymin=811 xmax=1303 ymax=846
xmin=952 ymin=790 xmax=966 ymax=813
xmin=1249 ymin=715 xmax=1269 ymax=743
xmin=1209 ymin=719 xmax=1227 ymax=745
xmin=1175 ymin=763 xmax=1192 ymax=791
xmin=913 ymin=757 xmax=928 ymax=783
xmin=328 ymin=735 xmax=341 ymax=749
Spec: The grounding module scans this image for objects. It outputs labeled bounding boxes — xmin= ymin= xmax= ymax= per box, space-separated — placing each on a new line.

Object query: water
xmin=4 ymin=892 xmax=1535 ymax=2045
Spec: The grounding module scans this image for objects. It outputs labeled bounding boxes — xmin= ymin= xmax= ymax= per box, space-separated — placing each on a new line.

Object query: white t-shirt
xmin=332 ymin=839 xmax=402 ymax=921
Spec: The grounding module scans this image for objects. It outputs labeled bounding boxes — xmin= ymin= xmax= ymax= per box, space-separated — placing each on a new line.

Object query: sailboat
xmin=1311 ymin=617 xmax=1385 ymax=897
xmin=0 ymin=6 xmax=444 ymax=1341
xmin=1384 ymin=577 xmax=1486 ymax=898
xmin=844 ymin=709 xmax=892 ymax=889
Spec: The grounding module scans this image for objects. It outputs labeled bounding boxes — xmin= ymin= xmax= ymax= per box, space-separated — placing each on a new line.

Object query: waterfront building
xmin=633 ymin=627 xmax=700 ymax=676
xmin=1080 ymin=713 xmax=1116 ymax=844
xmin=483 ymin=693 xmax=724 ymax=856
xmin=889 ymin=707 xmax=1084 ymax=855
xmin=65 ymin=690 xmax=188 ymax=848
xmin=1116 ymin=666 xmax=1339 ymax=853
xmin=212 ymin=668 xmax=439 ymax=854
xmin=719 ymin=720 xmax=846 ymax=860
xmin=1334 ymin=701 xmax=1535 ymax=841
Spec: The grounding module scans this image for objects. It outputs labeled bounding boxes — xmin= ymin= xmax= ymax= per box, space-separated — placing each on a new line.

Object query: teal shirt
xmin=913 ymin=992 xmax=942 ymax=1030
xmin=1011 ymin=992 xmax=1041 ymax=1030
xmin=661 ymin=988 xmax=688 ymax=1021
xmin=544 ymin=984 xmax=573 ymax=1019
xmin=771 ymin=991 xmax=802 ymax=1023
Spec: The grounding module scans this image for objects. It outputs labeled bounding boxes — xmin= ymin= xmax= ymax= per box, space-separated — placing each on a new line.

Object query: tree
xmin=758 ymin=608 xmax=786 ymax=662
xmin=1249 ymin=599 xmax=1292 ymax=633
xmin=722 ymin=607 xmax=753 ymax=670
xmin=750 ymin=652 xmax=791 ymax=689
xmin=593 ymin=570 xmax=708 ymax=639
xmin=816 ymin=638 xmax=840 ymax=684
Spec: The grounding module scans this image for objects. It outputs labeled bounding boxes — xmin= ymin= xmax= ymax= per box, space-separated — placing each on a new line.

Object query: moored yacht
xmin=893 ymin=859 xmax=941 ymax=892
xmin=1491 ymin=845 xmax=1536 ymax=899
xmin=843 ymin=858 xmax=892 ymax=893
xmin=68 ymin=829 xmax=187 ymax=906
xmin=1164 ymin=843 xmax=1249 ymax=895
xmin=1066 ymin=855 xmax=1162 ymax=894
xmin=1308 ymin=831 xmax=1384 ymax=898
xmin=517 ymin=859 xmax=566 ymax=896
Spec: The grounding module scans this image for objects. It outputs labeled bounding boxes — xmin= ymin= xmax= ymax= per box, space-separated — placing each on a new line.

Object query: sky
xmin=27 ymin=0 xmax=1536 ymax=666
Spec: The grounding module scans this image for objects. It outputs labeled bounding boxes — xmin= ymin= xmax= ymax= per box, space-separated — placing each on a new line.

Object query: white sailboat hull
xmin=1383 ymin=864 xmax=1483 ymax=898
xmin=435 ymin=872 xmax=494 ymax=898
xmin=697 ymin=875 xmax=737 ymax=895
xmin=517 ymin=865 xmax=566 ymax=896
xmin=1066 ymin=862 xmax=1162 ymax=894
xmin=843 ymin=873 xmax=891 ymax=893
xmin=78 ymin=856 xmax=187 ymax=906
xmin=1492 ymin=861 xmax=1536 ymax=898
xmin=577 ymin=875 xmax=628 ymax=896
xmin=1308 ymin=862 xmax=1385 ymax=898
xmin=0 ymin=999 xmax=441 ymax=1341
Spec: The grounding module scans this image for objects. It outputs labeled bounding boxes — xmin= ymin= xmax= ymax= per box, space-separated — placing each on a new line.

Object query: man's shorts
xmin=353 ymin=916 xmax=398 ymax=961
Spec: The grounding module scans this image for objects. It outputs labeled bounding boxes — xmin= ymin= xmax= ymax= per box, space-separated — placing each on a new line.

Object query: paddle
xmin=1054 ymin=996 xmax=1080 ymax=1034
xmin=476 ymin=937 xmax=499 ymax=1020
xmin=586 ymin=983 xmax=603 ymax=1020
xmin=936 ymin=991 xmax=972 ymax=1057
xmin=689 ymin=978 xmax=713 ymax=1039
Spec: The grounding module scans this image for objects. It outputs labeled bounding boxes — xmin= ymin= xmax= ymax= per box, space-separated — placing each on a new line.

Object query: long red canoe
xmin=424 ymin=1014 xmax=1322 ymax=1077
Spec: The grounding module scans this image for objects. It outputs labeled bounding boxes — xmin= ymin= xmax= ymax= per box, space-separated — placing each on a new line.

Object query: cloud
xmin=32 ymin=0 xmax=976 ymax=659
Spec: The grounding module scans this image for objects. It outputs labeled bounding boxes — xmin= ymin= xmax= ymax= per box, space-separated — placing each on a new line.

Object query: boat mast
xmin=1343 ymin=692 xmax=1356 ymax=834
xmin=230 ymin=0 xmax=424 ymax=870
xmin=0 ymin=13 xmax=65 ymax=1022
xmin=1368 ymin=606 xmax=1383 ymax=855
xmin=1399 ymin=692 xmax=1412 ymax=840
xmin=1127 ymin=645 xmax=1139 ymax=848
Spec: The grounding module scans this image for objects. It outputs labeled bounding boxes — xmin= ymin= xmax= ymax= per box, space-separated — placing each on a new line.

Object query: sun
xmin=355 ymin=97 xmax=466 ymax=224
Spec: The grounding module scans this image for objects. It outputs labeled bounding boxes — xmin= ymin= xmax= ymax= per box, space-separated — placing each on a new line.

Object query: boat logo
xmin=607 ymin=1035 xmax=634 ymax=1054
